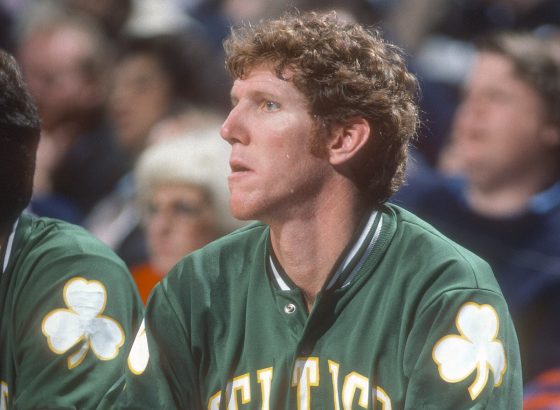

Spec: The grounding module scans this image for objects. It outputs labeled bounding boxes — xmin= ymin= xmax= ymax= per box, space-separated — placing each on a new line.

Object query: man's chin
xmin=230 ymin=201 xmax=259 ymax=222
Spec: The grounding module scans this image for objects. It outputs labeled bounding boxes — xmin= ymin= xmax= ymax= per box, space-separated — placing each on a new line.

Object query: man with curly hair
xmin=102 ymin=12 xmax=522 ymax=409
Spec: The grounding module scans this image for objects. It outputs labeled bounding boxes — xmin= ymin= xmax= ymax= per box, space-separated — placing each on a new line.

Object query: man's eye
xmin=263 ymin=100 xmax=280 ymax=111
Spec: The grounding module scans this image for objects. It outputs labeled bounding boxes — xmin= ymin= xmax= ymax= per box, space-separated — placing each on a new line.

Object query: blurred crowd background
xmin=1 ymin=0 xmax=559 ymax=406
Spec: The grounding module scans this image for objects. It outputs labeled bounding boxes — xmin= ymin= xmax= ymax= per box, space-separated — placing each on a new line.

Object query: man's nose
xmin=220 ymin=103 xmax=248 ymax=145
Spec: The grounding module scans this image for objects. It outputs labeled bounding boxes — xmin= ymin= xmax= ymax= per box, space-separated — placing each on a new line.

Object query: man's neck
xmin=466 ymin=174 xmax=557 ymax=217
xmin=268 ymin=193 xmax=368 ymax=311
xmin=465 ymin=154 xmax=560 ymax=217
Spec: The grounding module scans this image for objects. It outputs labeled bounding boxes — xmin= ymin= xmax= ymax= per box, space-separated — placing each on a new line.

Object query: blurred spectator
xmin=16 ymin=9 xmax=129 ymax=221
xmin=85 ymin=32 xmax=224 ymax=267
xmin=108 ymin=34 xmax=186 ymax=159
xmin=394 ymin=31 xmax=560 ymax=382
xmin=387 ymin=0 xmax=560 ymax=166
xmin=131 ymin=133 xmax=242 ymax=303
xmin=108 ymin=32 xmax=227 ymax=158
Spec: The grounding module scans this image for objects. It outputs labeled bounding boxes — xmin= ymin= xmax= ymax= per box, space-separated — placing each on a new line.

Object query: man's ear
xmin=327 ymin=117 xmax=371 ymax=166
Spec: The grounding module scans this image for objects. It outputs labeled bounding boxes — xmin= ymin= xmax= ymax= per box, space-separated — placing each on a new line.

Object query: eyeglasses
xmin=146 ymin=200 xmax=203 ymax=220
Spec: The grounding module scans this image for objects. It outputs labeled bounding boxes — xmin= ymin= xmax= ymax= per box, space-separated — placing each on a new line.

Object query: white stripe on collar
xmin=269 ymin=255 xmax=291 ymax=291
xmin=326 ymin=210 xmax=379 ymax=290
xmin=269 ymin=210 xmax=381 ymax=291
xmin=2 ymin=219 xmax=18 ymax=274
xmin=341 ymin=214 xmax=383 ymax=288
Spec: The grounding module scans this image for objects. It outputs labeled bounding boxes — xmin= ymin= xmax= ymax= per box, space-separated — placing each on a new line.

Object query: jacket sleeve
xmin=99 ymin=277 xmax=201 ymax=409
xmin=11 ymin=244 xmax=144 ymax=409
xmin=403 ymin=288 xmax=523 ymax=409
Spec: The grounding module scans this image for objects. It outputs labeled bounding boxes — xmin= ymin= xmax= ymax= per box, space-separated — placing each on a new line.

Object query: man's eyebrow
xmin=229 ymin=88 xmax=278 ymax=105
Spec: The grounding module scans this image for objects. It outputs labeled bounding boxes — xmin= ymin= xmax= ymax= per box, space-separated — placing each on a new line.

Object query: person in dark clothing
xmin=395 ymin=31 xmax=560 ymax=382
xmin=17 ymin=10 xmax=129 ymax=221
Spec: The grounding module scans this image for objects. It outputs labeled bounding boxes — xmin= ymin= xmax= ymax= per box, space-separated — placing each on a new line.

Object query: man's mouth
xmin=230 ymin=160 xmax=251 ymax=173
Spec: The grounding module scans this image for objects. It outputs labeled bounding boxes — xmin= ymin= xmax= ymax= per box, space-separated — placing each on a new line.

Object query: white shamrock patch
xmin=42 ymin=277 xmax=125 ymax=368
xmin=128 ymin=319 xmax=149 ymax=375
xmin=433 ymin=302 xmax=506 ymax=400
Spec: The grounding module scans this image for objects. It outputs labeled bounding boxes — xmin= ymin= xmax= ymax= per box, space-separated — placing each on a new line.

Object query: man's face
xmin=220 ymin=66 xmax=331 ymax=222
xmin=145 ymin=183 xmax=216 ymax=274
xmin=18 ymin=28 xmax=100 ymax=131
xmin=452 ymin=51 xmax=550 ymax=190
xmin=109 ymin=54 xmax=174 ymax=156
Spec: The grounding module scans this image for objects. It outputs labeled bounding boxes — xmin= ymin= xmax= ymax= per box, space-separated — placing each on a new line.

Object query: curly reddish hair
xmin=224 ymin=11 xmax=419 ymax=205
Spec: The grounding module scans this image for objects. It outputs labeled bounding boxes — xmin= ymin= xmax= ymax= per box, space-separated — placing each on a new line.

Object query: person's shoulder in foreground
xmin=1 ymin=214 xmax=144 ymax=409
xmin=100 ymin=10 xmax=522 ymax=409
xmin=0 ymin=48 xmax=143 ymax=409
